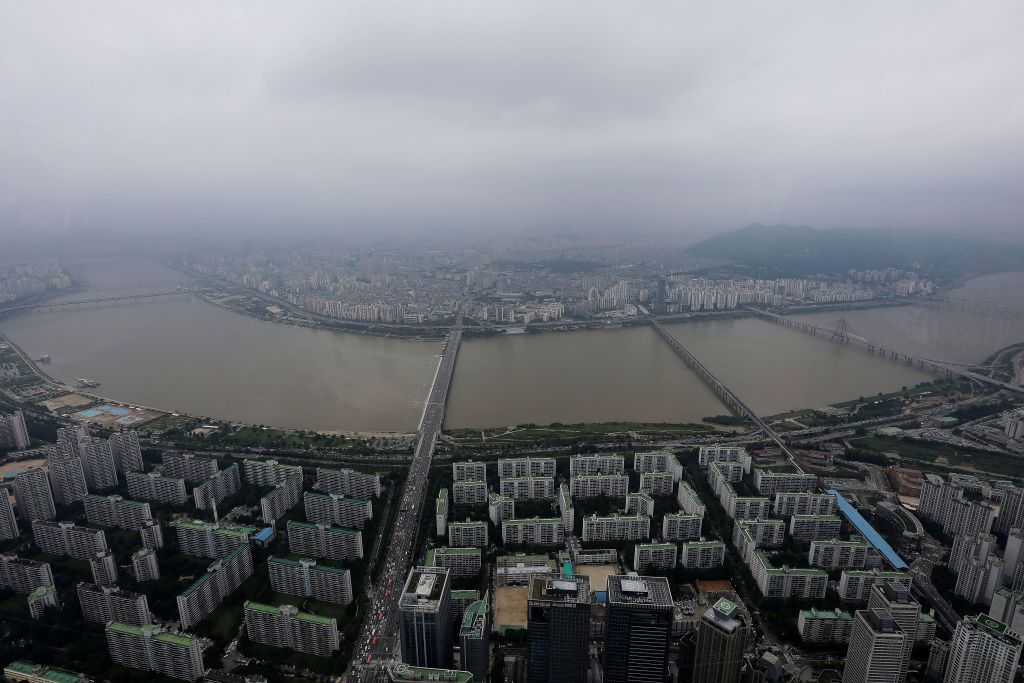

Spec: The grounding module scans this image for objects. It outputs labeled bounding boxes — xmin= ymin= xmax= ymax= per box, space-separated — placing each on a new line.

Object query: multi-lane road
xmin=345 ymin=310 xmax=463 ymax=681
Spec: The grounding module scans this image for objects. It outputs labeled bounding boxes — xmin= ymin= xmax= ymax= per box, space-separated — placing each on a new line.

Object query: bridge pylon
xmin=830 ymin=318 xmax=851 ymax=344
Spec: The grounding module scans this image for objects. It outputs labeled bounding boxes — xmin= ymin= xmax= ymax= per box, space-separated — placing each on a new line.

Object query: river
xmin=2 ymin=261 xmax=1021 ymax=431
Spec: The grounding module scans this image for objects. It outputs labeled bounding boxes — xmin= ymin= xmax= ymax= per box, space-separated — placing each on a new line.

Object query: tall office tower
xmin=693 ymin=597 xmax=748 ymax=683
xmin=0 ymin=411 xmax=30 ymax=450
xmin=131 ymin=548 xmax=160 ymax=582
xmin=12 ymin=468 xmax=55 ymax=521
xmin=944 ymin=615 xmax=1024 ymax=683
xmin=243 ymin=602 xmax=340 ymax=657
xmin=79 ymin=437 xmax=119 ymax=491
xmin=604 ymin=575 xmax=673 ymax=683
xmin=0 ymin=554 xmax=55 ymax=594
xmin=45 ymin=452 xmax=88 ymax=506
xmin=268 ymin=556 xmax=354 ymax=606
xmin=526 ymin=574 xmax=591 ymax=683
xmin=139 ymin=520 xmax=164 ymax=549
xmin=842 ymin=609 xmax=909 ymax=683
xmin=0 ymin=487 xmax=18 ymax=540
xmin=399 ymin=567 xmax=454 ymax=669
xmin=77 ymin=583 xmax=152 ymax=626
xmin=161 ymin=452 xmax=219 ymax=482
xmin=108 ymin=430 xmax=144 ymax=473
xmin=459 ymin=591 xmax=490 ymax=682
xmin=867 ymin=582 xmax=924 ymax=666
xmin=104 ymin=622 xmax=205 ymax=681
xmin=90 ymin=550 xmax=119 ymax=586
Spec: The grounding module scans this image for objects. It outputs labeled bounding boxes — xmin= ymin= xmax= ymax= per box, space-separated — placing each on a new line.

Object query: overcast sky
xmin=1 ymin=1 xmax=1022 ymax=243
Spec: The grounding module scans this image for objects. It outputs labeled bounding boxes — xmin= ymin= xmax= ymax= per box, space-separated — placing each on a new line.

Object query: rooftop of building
xmin=77 ymin=582 xmax=145 ymax=600
xmin=502 ymin=517 xmax=562 ymax=526
xmin=754 ymin=551 xmax=828 ymax=577
xmin=862 ymin=609 xmax=904 ymax=634
xmin=703 ymin=596 xmax=746 ymax=633
xmin=448 ymin=520 xmax=486 ymax=528
xmin=429 ymin=546 xmax=481 ymax=556
xmin=876 ymin=581 xmax=915 ymax=604
xmin=3 ymin=660 xmax=87 ymax=683
xmin=496 ymin=554 xmax=554 ymax=568
xmin=387 ymin=664 xmax=472 ymax=683
xmin=801 ymin=607 xmax=853 ymax=621
xmin=287 ymin=520 xmax=360 ymax=536
xmin=607 ymin=575 xmax=673 ymax=607
xmin=528 ymin=574 xmax=590 ymax=604
xmin=967 ymin=614 xmax=1024 ymax=645
xmin=401 ymin=567 xmax=450 ymax=606
xmin=460 ymin=592 xmax=490 ymax=635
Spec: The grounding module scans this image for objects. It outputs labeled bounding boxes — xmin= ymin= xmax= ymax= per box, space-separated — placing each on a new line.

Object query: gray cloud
xmin=1 ymin=1 xmax=1022 ymax=242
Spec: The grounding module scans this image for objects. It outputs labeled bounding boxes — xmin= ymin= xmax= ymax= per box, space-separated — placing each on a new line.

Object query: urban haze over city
xmin=1 ymin=3 xmax=1024 ymax=683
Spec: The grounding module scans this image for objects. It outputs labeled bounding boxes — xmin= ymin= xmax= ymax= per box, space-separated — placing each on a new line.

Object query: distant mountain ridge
xmin=685 ymin=224 xmax=1024 ymax=275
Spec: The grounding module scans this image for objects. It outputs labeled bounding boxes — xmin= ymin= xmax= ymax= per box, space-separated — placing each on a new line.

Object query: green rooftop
xmin=4 ymin=661 xmax=87 ymax=683
xmin=802 ymin=608 xmax=853 ymax=621
xmin=154 ymin=632 xmax=198 ymax=648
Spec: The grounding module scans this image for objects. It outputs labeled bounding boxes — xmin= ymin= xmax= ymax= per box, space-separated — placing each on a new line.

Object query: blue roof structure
xmin=254 ymin=527 xmax=275 ymax=542
xmin=827 ymin=489 xmax=908 ymax=570
xmin=563 ymin=561 xmax=573 ymax=575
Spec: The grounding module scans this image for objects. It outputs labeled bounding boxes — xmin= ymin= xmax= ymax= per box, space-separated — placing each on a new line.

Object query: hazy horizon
xmin=2 ymin=1 xmax=1023 ymax=247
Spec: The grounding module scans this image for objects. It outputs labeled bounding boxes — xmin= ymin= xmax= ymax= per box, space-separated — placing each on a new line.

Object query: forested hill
xmin=685 ymin=224 xmax=1024 ymax=276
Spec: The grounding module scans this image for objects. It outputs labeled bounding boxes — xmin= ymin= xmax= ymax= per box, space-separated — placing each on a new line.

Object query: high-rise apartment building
xmin=139 ymin=519 xmax=164 ymax=549
xmin=944 ymin=615 xmax=1023 ymax=683
xmin=126 ymin=471 xmax=188 ymax=506
xmin=131 ymin=548 xmax=160 ymax=582
xmin=582 ymin=513 xmax=650 ymax=542
xmin=78 ymin=583 xmax=151 ymax=626
xmin=105 ymin=622 xmax=205 ymax=681
xmin=79 ymin=437 xmax=119 ymax=491
xmin=89 ymin=550 xmax=119 ymax=586
xmin=31 ymin=520 xmax=108 ymax=561
xmin=633 ymin=450 xmax=682 ymax=481
xmin=286 ymin=520 xmax=363 ymax=561
xmin=243 ymin=602 xmax=340 ymax=656
xmin=108 ymin=430 xmax=143 ymax=473
xmin=452 ymin=461 xmax=487 ymax=482
xmin=569 ymin=453 xmax=624 ymax=476
xmin=304 ymin=491 xmax=373 ymax=528
xmin=526 ymin=574 xmax=591 ymax=683
xmin=45 ymin=452 xmax=87 ymax=506
xmin=693 ymin=597 xmax=748 ymax=683
xmin=448 ymin=521 xmax=488 ymax=548
xmin=177 ymin=544 xmax=254 ymax=628
xmin=497 ymin=457 xmax=556 ymax=479
xmin=0 ymin=411 xmax=30 ymax=450
xmin=399 ymin=567 xmax=453 ymax=669
xmin=193 ymin=463 xmax=241 ymax=511
xmin=502 ymin=518 xmax=564 ymax=546
xmin=161 ymin=452 xmax=218 ymax=482
xmin=315 ymin=466 xmax=382 ymax=498
xmin=605 ymin=575 xmax=673 ymax=683
xmin=0 ymin=488 xmax=18 ymax=540
xmin=0 ymin=554 xmax=54 ymax=594
xmin=84 ymin=494 xmax=153 ymax=529
xmin=268 ymin=555 xmax=354 ymax=606
xmin=173 ymin=518 xmax=256 ymax=558
xmin=12 ymin=468 xmax=55 ymax=521
xmin=488 ymin=492 xmax=515 ymax=526
xmin=452 ymin=480 xmax=487 ymax=506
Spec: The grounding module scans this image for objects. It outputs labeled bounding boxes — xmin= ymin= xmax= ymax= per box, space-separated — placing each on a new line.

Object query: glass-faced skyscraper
xmin=604 ymin=575 xmax=674 ymax=683
xmin=398 ymin=567 xmax=453 ymax=669
xmin=693 ymin=597 xmax=749 ymax=683
xmin=527 ymin=573 xmax=591 ymax=683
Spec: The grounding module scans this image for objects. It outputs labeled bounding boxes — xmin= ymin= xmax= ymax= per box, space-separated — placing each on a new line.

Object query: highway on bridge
xmin=346 ymin=307 xmax=464 ymax=681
